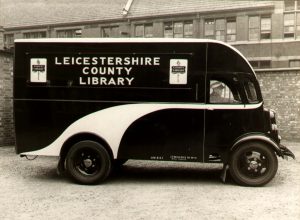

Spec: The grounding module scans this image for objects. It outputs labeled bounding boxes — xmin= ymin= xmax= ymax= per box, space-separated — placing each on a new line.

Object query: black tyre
xmin=66 ymin=140 xmax=112 ymax=184
xmin=229 ymin=142 xmax=278 ymax=186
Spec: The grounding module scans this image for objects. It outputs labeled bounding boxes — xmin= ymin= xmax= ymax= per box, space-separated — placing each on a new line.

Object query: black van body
xmin=14 ymin=38 xmax=294 ymax=186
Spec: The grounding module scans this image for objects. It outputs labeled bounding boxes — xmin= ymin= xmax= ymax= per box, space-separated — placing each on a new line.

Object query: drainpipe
xmin=0 ymin=26 xmax=4 ymax=50
xmin=122 ymin=0 xmax=134 ymax=16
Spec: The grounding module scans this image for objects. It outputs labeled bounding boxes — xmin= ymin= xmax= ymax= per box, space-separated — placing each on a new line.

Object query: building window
xmin=297 ymin=13 xmax=300 ymax=38
xmin=23 ymin=31 xmax=46 ymax=39
xmin=285 ymin=0 xmax=295 ymax=11
xmin=4 ymin=34 xmax=14 ymax=45
xmin=284 ymin=13 xmax=295 ymax=38
xmin=56 ymin=29 xmax=82 ymax=38
xmin=227 ymin=18 xmax=236 ymax=42
xmin=249 ymin=60 xmax=271 ymax=69
xmin=284 ymin=0 xmax=300 ymax=10
xmin=135 ymin=24 xmax=153 ymax=38
xmin=205 ymin=18 xmax=236 ymax=42
xmin=249 ymin=61 xmax=259 ymax=69
xmin=174 ymin=22 xmax=184 ymax=38
xmin=289 ymin=59 xmax=300 ymax=67
xmin=204 ymin=19 xmax=215 ymax=39
xmin=164 ymin=22 xmax=173 ymax=38
xmin=215 ymin=19 xmax=225 ymax=41
xmin=249 ymin=16 xmax=260 ymax=41
xmin=164 ymin=21 xmax=193 ymax=38
xmin=57 ymin=29 xmax=82 ymax=38
xmin=260 ymin=60 xmax=271 ymax=68
xmin=184 ymin=21 xmax=193 ymax=38
xmin=261 ymin=16 xmax=271 ymax=39
xmin=249 ymin=15 xmax=271 ymax=41
xmin=283 ymin=0 xmax=300 ymax=39
xmin=102 ymin=26 xmax=119 ymax=37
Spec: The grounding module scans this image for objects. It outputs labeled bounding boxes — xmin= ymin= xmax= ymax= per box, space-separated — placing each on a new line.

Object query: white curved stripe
xmin=22 ymin=102 xmax=262 ymax=157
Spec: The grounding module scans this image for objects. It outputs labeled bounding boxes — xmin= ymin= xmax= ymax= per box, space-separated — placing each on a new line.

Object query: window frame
xmin=284 ymin=13 xmax=296 ymax=38
xmin=289 ymin=59 xmax=300 ymax=67
xmin=226 ymin=18 xmax=237 ymax=42
xmin=249 ymin=16 xmax=260 ymax=41
xmin=260 ymin=16 xmax=272 ymax=40
xmin=163 ymin=20 xmax=194 ymax=38
xmin=284 ymin=0 xmax=295 ymax=11
xmin=135 ymin=23 xmax=153 ymax=38
xmin=23 ymin=31 xmax=47 ymax=39
xmin=4 ymin=34 xmax=14 ymax=45
xmin=248 ymin=15 xmax=271 ymax=41
xmin=101 ymin=26 xmax=119 ymax=38
xmin=56 ymin=29 xmax=82 ymax=38
xmin=209 ymin=79 xmax=242 ymax=104
xmin=283 ymin=0 xmax=300 ymax=39
xmin=249 ymin=60 xmax=271 ymax=69
xmin=204 ymin=19 xmax=215 ymax=39
xmin=215 ymin=19 xmax=226 ymax=41
xmin=204 ymin=17 xmax=236 ymax=42
xmin=244 ymin=80 xmax=259 ymax=104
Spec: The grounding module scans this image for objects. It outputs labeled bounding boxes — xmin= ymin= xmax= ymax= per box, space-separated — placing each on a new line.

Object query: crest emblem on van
xmin=30 ymin=58 xmax=47 ymax=83
xmin=169 ymin=59 xmax=188 ymax=84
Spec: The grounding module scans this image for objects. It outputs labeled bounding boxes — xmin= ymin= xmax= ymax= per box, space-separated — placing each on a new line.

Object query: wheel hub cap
xmin=83 ymin=159 xmax=93 ymax=168
xmin=249 ymin=160 xmax=259 ymax=170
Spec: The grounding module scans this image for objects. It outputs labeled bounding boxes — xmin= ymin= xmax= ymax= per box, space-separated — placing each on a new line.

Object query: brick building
xmin=2 ymin=0 xmax=300 ymax=70
xmin=0 ymin=26 xmax=14 ymax=145
xmin=0 ymin=0 xmax=299 ymax=143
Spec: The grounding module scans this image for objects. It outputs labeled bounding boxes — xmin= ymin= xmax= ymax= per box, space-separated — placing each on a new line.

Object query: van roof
xmin=15 ymin=38 xmax=227 ymax=44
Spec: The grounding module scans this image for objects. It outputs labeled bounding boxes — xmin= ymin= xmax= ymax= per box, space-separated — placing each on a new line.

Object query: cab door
xmin=204 ymin=73 xmax=245 ymax=162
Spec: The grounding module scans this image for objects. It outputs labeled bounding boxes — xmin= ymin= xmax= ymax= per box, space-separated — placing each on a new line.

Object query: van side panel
xmin=118 ymin=108 xmax=204 ymax=162
xmin=14 ymin=41 xmax=207 ymax=155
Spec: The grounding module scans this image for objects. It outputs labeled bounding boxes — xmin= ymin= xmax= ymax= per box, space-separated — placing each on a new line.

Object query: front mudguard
xmin=231 ymin=134 xmax=295 ymax=160
xmin=279 ymin=144 xmax=295 ymax=160
xmin=220 ymin=135 xmax=295 ymax=184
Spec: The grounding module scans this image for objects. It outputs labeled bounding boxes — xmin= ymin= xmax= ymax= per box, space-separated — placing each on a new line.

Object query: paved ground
xmin=0 ymin=141 xmax=299 ymax=220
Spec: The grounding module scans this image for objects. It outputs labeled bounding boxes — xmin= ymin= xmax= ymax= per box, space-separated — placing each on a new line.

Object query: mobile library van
xmin=14 ymin=38 xmax=294 ymax=186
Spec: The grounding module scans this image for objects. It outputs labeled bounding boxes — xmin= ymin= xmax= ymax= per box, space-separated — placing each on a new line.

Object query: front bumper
xmin=279 ymin=144 xmax=295 ymax=160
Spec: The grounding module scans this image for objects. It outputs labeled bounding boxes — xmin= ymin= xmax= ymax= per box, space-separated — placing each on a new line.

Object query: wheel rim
xmin=238 ymin=149 xmax=269 ymax=179
xmin=73 ymin=148 xmax=101 ymax=176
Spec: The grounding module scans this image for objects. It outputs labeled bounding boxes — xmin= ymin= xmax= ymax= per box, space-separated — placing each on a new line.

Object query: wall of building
xmin=256 ymin=70 xmax=300 ymax=141
xmin=0 ymin=51 xmax=14 ymax=146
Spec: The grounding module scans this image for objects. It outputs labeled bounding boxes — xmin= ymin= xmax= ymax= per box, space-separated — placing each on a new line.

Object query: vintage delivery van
xmin=14 ymin=38 xmax=294 ymax=186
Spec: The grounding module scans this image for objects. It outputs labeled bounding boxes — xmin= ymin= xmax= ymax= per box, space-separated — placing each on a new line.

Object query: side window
xmin=210 ymin=80 xmax=241 ymax=104
xmin=244 ymin=80 xmax=258 ymax=103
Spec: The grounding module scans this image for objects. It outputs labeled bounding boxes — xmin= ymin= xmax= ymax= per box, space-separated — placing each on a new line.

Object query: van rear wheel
xmin=229 ymin=142 xmax=278 ymax=186
xmin=66 ymin=140 xmax=112 ymax=184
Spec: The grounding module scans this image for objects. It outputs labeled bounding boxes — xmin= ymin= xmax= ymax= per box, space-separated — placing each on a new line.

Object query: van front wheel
xmin=66 ymin=140 xmax=112 ymax=184
xmin=229 ymin=142 xmax=278 ymax=186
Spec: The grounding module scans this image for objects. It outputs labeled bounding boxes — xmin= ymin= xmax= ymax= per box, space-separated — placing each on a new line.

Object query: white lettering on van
xmin=55 ymin=57 xmax=62 ymax=65
xmin=79 ymin=77 xmax=135 ymax=86
xmin=54 ymin=56 xmax=162 ymax=87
